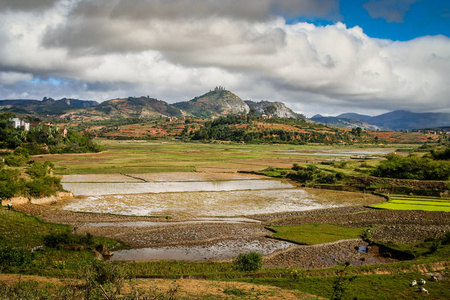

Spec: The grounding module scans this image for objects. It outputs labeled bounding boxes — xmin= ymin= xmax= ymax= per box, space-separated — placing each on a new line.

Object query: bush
xmin=26 ymin=161 xmax=54 ymax=179
xmin=43 ymin=232 xmax=96 ymax=249
xmin=0 ymin=169 xmax=23 ymax=199
xmin=0 ymin=247 xmax=35 ymax=267
xmin=26 ymin=176 xmax=61 ymax=198
xmin=12 ymin=147 xmax=29 ymax=160
xmin=233 ymin=252 xmax=263 ymax=272
xmin=5 ymin=154 xmax=27 ymax=167
xmin=43 ymin=231 xmax=73 ymax=248
xmin=371 ymin=154 xmax=450 ymax=180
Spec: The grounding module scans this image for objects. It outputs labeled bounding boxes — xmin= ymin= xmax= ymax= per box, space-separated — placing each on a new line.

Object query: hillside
xmin=91 ymin=97 xmax=183 ymax=118
xmin=173 ymin=88 xmax=249 ymax=118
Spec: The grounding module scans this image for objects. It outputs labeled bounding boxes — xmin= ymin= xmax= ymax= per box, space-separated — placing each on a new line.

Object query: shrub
xmin=233 ymin=252 xmax=263 ymax=272
xmin=5 ymin=154 xmax=27 ymax=167
xmin=43 ymin=231 xmax=73 ymax=248
xmin=26 ymin=161 xmax=54 ymax=179
xmin=43 ymin=232 xmax=96 ymax=249
xmin=0 ymin=247 xmax=35 ymax=267
xmin=12 ymin=147 xmax=29 ymax=160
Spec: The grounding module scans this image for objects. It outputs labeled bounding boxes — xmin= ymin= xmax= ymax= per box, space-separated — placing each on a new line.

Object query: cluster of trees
xmin=0 ymin=152 xmax=63 ymax=200
xmin=288 ymin=164 xmax=345 ymax=184
xmin=189 ymin=115 xmax=377 ymax=144
xmin=371 ymin=148 xmax=450 ymax=181
xmin=0 ymin=113 xmax=102 ymax=154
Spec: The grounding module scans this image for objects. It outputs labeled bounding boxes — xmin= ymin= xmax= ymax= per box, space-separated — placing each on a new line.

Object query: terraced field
xmin=371 ymin=195 xmax=450 ymax=212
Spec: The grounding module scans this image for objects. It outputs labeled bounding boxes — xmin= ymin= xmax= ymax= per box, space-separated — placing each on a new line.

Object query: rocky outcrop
xmin=245 ymin=100 xmax=298 ymax=118
xmin=174 ymin=88 xmax=250 ymax=118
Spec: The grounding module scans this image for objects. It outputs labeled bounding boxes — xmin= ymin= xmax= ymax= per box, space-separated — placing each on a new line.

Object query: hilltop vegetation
xmin=189 ymin=114 xmax=379 ymax=144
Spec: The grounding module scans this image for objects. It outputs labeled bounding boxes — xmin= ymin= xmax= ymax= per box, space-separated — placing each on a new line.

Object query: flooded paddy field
xmin=61 ymin=172 xmax=382 ymax=217
xmin=55 ymin=172 xmax=388 ymax=263
xmin=109 ymin=237 xmax=293 ymax=261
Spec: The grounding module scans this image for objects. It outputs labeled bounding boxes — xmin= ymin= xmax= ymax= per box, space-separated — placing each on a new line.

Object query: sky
xmin=0 ymin=0 xmax=449 ymax=117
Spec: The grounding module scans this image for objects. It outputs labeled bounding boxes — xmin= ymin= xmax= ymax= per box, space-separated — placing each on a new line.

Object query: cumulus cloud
xmin=0 ymin=72 xmax=33 ymax=85
xmin=363 ymin=0 xmax=422 ymax=23
xmin=0 ymin=0 xmax=449 ymax=116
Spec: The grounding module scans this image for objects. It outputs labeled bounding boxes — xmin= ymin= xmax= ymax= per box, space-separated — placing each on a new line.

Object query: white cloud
xmin=0 ymin=0 xmax=448 ymax=116
xmin=0 ymin=72 xmax=33 ymax=85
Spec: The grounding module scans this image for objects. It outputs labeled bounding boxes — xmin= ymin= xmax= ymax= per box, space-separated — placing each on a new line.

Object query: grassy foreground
xmin=1 ymin=205 xmax=449 ymax=299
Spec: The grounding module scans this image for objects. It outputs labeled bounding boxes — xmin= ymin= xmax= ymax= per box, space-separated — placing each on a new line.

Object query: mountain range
xmin=1 ymin=89 xmax=449 ymax=131
xmin=311 ymin=110 xmax=450 ymax=131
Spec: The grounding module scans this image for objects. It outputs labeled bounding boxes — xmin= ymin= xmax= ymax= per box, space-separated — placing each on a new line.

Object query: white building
xmin=10 ymin=118 xmax=30 ymax=131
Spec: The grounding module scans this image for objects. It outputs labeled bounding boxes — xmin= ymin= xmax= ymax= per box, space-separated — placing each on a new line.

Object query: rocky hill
xmin=245 ymin=100 xmax=299 ymax=119
xmin=173 ymin=88 xmax=249 ymax=118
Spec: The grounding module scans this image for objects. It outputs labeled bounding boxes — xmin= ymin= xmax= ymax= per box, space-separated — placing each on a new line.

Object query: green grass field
xmin=267 ymin=223 xmax=367 ymax=245
xmin=33 ymin=140 xmax=397 ymax=175
xmin=371 ymin=196 xmax=450 ymax=212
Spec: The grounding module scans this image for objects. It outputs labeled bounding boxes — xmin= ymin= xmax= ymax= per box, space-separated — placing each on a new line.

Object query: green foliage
xmin=88 ymin=259 xmax=124 ymax=285
xmin=25 ymin=161 xmax=54 ymax=179
xmin=43 ymin=231 xmax=95 ymax=249
xmin=5 ymin=148 xmax=29 ymax=167
xmin=431 ymin=146 xmax=450 ymax=160
xmin=371 ymin=153 xmax=450 ymax=180
xmin=26 ymin=176 xmax=62 ymax=198
xmin=0 ymin=246 xmax=35 ymax=267
xmin=289 ymin=164 xmax=344 ymax=184
xmin=0 ymin=169 xmax=23 ymax=199
xmin=233 ymin=252 xmax=263 ymax=272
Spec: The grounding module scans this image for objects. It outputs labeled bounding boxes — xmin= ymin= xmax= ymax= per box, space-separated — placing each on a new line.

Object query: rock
xmin=31 ymin=196 xmax=58 ymax=205
xmin=2 ymin=197 xmax=29 ymax=206
xmin=96 ymin=244 xmax=113 ymax=256
xmin=57 ymin=192 xmax=74 ymax=199
xmin=92 ymin=249 xmax=103 ymax=260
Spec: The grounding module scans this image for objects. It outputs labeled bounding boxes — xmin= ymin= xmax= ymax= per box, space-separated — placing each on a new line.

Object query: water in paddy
xmin=109 ymin=237 xmax=293 ymax=261
xmin=62 ymin=188 xmax=338 ymax=217
xmin=62 ymin=179 xmax=293 ymax=196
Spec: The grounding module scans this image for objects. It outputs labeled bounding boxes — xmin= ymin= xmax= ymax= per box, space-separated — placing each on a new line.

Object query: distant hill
xmin=367 ymin=110 xmax=450 ymax=131
xmin=310 ymin=115 xmax=380 ymax=130
xmin=173 ymin=88 xmax=249 ymax=118
xmin=91 ymin=97 xmax=184 ymax=119
xmin=337 ymin=113 xmax=372 ymax=122
xmin=312 ymin=110 xmax=450 ymax=131
xmin=1 ymin=89 xmax=302 ymax=121
xmin=0 ymin=97 xmax=98 ymax=116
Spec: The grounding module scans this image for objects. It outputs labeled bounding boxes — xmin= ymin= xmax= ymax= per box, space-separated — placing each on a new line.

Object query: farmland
xmin=371 ymin=195 xmax=450 ymax=212
xmin=1 ymin=140 xmax=449 ymax=299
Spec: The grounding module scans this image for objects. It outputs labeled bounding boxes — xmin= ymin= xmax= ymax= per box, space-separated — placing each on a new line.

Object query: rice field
xmin=371 ymin=195 xmax=450 ymax=212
